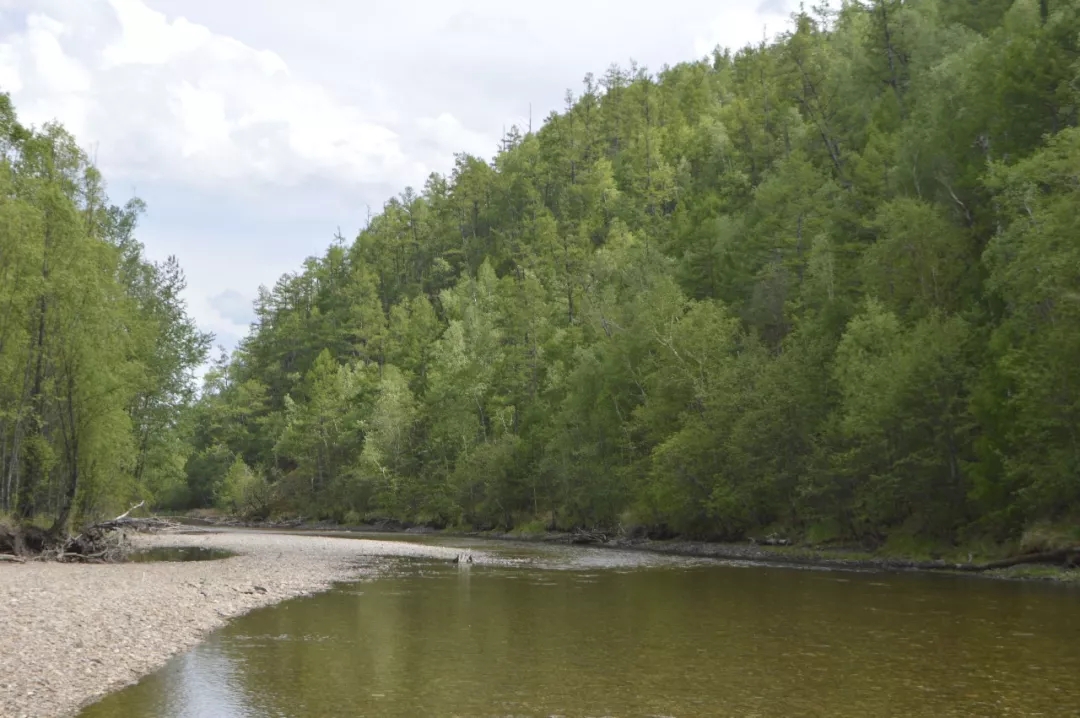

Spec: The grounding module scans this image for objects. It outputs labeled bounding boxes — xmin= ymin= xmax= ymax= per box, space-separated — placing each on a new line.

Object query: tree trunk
xmin=49 ymin=372 xmax=80 ymax=538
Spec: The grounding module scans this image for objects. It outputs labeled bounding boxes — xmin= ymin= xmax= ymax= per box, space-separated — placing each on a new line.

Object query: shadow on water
xmin=86 ymin=540 xmax=1080 ymax=718
xmin=126 ymin=546 xmax=236 ymax=563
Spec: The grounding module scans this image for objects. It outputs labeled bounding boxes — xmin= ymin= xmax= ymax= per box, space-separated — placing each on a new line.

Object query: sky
xmin=0 ymin=0 xmax=799 ymax=355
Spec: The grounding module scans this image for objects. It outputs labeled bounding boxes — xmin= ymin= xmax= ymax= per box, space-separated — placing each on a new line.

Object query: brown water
xmin=81 ymin=539 xmax=1080 ymax=718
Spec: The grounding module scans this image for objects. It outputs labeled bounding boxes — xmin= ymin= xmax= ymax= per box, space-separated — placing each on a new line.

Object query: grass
xmin=183 ymin=508 xmax=223 ymax=520
xmin=755 ymin=544 xmax=879 ymax=562
xmin=508 ymin=519 xmax=548 ymax=537
xmin=1020 ymin=521 xmax=1080 ymax=554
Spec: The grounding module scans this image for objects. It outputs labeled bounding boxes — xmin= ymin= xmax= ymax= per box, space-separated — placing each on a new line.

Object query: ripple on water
xmin=83 ymin=540 xmax=1080 ymax=718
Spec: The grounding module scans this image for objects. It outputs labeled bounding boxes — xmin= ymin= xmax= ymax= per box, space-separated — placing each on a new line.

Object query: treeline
xmin=185 ymin=0 xmax=1079 ymax=546
xmin=0 ymin=96 xmax=210 ymax=534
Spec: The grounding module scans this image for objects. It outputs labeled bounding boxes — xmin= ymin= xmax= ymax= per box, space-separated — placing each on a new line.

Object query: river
xmin=80 ymin=535 xmax=1080 ymax=717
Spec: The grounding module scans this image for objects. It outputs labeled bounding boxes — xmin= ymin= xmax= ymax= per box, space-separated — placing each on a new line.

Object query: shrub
xmin=215 ymin=457 xmax=273 ymax=519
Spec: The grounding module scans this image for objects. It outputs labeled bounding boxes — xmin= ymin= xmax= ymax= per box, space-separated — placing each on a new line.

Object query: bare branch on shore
xmin=1 ymin=503 xmax=182 ymax=563
xmin=112 ymin=500 xmax=146 ymax=522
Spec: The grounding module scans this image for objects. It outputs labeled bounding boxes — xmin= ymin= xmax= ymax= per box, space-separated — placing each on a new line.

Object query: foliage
xmin=0 ymin=95 xmax=210 ymax=533
xmin=216 ymin=456 xmax=273 ymax=519
xmin=182 ymin=0 xmax=1080 ymax=545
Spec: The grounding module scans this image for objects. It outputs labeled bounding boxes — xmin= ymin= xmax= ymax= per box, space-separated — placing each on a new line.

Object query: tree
xmin=0 ymin=96 xmax=207 ymax=539
xmin=176 ymin=5 xmax=1080 ymax=551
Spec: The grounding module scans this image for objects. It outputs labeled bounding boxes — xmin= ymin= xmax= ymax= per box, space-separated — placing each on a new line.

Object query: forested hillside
xmin=185 ymin=0 xmax=1080 ymax=547
xmin=0 ymin=96 xmax=209 ymax=535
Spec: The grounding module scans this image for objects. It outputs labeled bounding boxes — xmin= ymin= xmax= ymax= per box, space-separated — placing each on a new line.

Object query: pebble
xmin=0 ymin=530 xmax=467 ymax=718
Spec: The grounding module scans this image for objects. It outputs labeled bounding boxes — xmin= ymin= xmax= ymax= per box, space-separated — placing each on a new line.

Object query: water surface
xmin=83 ymin=539 xmax=1080 ymax=717
xmin=126 ymin=546 xmax=235 ymax=563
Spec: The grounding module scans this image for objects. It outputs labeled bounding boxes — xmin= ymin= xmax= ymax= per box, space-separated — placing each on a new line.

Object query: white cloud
xmin=0 ymin=42 xmax=20 ymax=92
xmin=0 ymin=13 xmax=93 ymax=137
xmin=0 ymin=0 xmax=424 ymax=192
xmin=24 ymin=15 xmax=90 ymax=94
xmin=208 ymin=289 xmax=255 ymax=326
xmin=101 ymin=0 xmax=220 ymax=68
xmin=692 ymin=2 xmax=794 ymax=58
xmin=443 ymin=10 xmax=530 ymax=36
xmin=415 ymin=113 xmax=496 ymax=163
xmin=1 ymin=0 xmax=801 ymax=198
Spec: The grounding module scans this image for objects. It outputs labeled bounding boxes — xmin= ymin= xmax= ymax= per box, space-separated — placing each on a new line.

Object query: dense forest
xmin=0 ymin=95 xmax=210 ymax=536
xmin=9 ymin=0 xmax=1076 ymax=550
xmin=186 ymin=0 xmax=1080 ymax=548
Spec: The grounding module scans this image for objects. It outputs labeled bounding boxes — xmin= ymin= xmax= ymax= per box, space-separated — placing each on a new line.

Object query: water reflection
xmin=84 ymin=546 xmax=1080 ymax=718
xmin=126 ymin=546 xmax=236 ymax=563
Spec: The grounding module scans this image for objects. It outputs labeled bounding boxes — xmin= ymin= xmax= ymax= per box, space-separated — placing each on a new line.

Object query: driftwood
xmin=6 ymin=503 xmax=183 ymax=563
xmin=50 ymin=504 xmax=181 ymax=562
xmin=85 ymin=501 xmax=180 ymax=534
xmin=92 ymin=515 xmax=179 ymax=533
xmin=570 ymin=528 xmax=608 ymax=545
xmin=50 ymin=528 xmax=125 ymax=563
xmin=750 ymin=533 xmax=792 ymax=547
xmin=112 ymin=500 xmax=145 ymax=521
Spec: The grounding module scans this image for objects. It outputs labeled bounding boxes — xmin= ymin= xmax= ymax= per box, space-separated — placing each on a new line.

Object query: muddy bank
xmin=0 ymin=530 xmax=472 ymax=718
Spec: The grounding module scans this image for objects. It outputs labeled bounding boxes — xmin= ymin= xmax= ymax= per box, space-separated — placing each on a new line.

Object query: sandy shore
xmin=0 ymin=530 xmax=470 ymax=718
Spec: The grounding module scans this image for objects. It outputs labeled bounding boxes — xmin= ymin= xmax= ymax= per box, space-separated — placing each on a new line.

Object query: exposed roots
xmin=1 ymin=503 xmax=181 ymax=563
xmin=46 ymin=526 xmax=128 ymax=563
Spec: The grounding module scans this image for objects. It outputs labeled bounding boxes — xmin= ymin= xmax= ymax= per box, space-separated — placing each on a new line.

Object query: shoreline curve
xmin=0 ymin=530 xmax=467 ymax=718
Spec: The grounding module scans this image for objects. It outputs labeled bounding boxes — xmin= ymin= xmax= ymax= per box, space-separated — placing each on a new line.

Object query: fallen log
xmin=92 ymin=516 xmax=179 ymax=533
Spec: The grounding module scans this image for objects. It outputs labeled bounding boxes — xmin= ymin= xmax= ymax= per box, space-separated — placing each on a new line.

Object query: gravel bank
xmin=0 ymin=530 xmax=470 ymax=718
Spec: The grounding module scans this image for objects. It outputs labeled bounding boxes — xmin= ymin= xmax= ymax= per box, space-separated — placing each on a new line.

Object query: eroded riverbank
xmin=0 ymin=531 xmax=471 ymax=718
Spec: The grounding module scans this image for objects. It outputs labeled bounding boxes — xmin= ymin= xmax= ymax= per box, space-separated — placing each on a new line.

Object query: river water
xmin=80 ymin=536 xmax=1080 ymax=717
